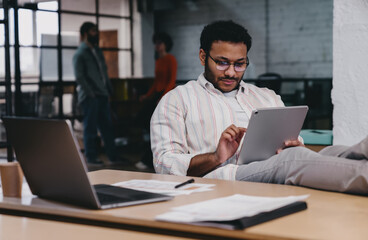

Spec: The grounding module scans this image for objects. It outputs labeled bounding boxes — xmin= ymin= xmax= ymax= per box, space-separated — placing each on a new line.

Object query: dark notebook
xmin=198 ymin=201 xmax=307 ymax=230
xmin=157 ymin=196 xmax=308 ymax=230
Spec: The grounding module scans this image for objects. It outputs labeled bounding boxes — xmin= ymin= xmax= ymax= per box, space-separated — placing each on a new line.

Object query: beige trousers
xmin=236 ymin=137 xmax=368 ymax=195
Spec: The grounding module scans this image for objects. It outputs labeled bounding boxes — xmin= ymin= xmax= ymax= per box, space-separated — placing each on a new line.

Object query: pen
xmin=174 ymin=178 xmax=195 ymax=189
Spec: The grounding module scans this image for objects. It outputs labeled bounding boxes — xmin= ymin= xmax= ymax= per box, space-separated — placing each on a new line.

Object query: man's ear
xmin=199 ymin=49 xmax=206 ymax=66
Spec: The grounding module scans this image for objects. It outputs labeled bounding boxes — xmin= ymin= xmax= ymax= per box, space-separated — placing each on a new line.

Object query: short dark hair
xmin=152 ymin=32 xmax=173 ymax=52
xmin=200 ymin=20 xmax=252 ymax=53
xmin=80 ymin=22 xmax=96 ymax=36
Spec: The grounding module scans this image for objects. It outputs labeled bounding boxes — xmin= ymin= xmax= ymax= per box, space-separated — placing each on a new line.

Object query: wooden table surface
xmin=0 ymin=214 xmax=197 ymax=240
xmin=1 ymin=169 xmax=368 ymax=240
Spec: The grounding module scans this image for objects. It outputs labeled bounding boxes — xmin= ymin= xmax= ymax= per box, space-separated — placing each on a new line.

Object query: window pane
xmin=99 ymin=0 xmax=130 ymax=16
xmin=40 ymin=33 xmax=79 ymax=48
xmin=61 ymin=13 xmax=95 ymax=46
xmin=0 ymin=9 xmax=4 ymax=45
xmin=0 ymin=86 xmax=5 ymax=94
xmin=39 ymin=48 xmax=77 ymax=82
xmin=118 ymin=50 xmax=131 ymax=78
xmin=61 ymin=0 xmax=95 ymax=13
xmin=61 ymin=34 xmax=79 ymax=47
xmin=0 ymin=46 xmax=14 ymax=79
xmin=62 ymin=48 xmax=76 ymax=81
xmin=36 ymin=11 xmax=58 ymax=46
xmin=38 ymin=1 xmax=58 ymax=11
xmin=18 ymin=9 xmax=34 ymax=46
xmin=0 ymin=24 xmax=4 ymax=45
xmin=40 ymin=48 xmax=58 ymax=81
xmin=99 ymin=17 xmax=130 ymax=49
xmin=0 ymin=48 xmax=5 ymax=79
xmin=20 ymin=47 xmax=40 ymax=78
xmin=62 ymin=92 xmax=74 ymax=116
xmin=8 ymin=9 xmax=14 ymax=45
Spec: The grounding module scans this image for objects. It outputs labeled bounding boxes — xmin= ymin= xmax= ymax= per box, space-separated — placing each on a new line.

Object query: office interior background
xmin=0 ymin=0 xmax=367 ymax=162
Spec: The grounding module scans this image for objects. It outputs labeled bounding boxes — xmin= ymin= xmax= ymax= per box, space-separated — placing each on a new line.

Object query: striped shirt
xmin=150 ymin=73 xmax=284 ymax=180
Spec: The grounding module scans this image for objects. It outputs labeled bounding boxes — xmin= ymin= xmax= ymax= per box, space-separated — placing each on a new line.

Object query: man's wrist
xmin=212 ymin=151 xmax=222 ymax=165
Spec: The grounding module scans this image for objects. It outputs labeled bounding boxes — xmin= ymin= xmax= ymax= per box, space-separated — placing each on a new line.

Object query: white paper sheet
xmin=113 ymin=179 xmax=215 ymax=196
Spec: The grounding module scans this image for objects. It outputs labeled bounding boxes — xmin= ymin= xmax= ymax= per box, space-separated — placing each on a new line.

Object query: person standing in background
xmin=135 ymin=32 xmax=177 ymax=170
xmin=73 ymin=22 xmax=121 ymax=166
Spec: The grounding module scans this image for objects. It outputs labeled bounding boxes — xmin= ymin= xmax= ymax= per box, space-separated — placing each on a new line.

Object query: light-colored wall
xmin=268 ymin=0 xmax=332 ymax=78
xmin=332 ymin=0 xmax=368 ymax=145
xmin=150 ymin=0 xmax=332 ymax=80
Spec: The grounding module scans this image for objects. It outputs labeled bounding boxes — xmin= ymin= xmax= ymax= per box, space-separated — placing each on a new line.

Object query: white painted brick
xmin=333 ymin=0 xmax=368 ymax=145
xmin=146 ymin=0 xmax=332 ymax=80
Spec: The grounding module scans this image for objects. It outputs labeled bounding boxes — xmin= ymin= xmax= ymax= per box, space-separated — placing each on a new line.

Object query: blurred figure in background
xmin=138 ymin=32 xmax=177 ymax=130
xmin=73 ymin=22 xmax=122 ymax=166
xmin=135 ymin=32 xmax=177 ymax=170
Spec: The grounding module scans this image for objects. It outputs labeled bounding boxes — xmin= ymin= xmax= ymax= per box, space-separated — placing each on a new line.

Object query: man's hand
xmin=215 ymin=124 xmax=247 ymax=164
xmin=276 ymin=139 xmax=305 ymax=154
xmin=187 ymin=124 xmax=246 ymax=177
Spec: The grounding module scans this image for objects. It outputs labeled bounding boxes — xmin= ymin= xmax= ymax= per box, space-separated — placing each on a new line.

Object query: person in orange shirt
xmin=135 ymin=32 xmax=177 ymax=170
xmin=140 ymin=32 xmax=177 ymax=102
xmin=138 ymin=32 xmax=177 ymax=130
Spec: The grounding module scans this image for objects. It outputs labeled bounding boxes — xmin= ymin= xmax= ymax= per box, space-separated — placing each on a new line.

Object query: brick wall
xmin=150 ymin=0 xmax=332 ymax=80
xmin=332 ymin=0 xmax=368 ymax=145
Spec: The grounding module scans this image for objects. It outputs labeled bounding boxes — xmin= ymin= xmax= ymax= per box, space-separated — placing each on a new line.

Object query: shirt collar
xmin=198 ymin=73 xmax=213 ymax=90
xmin=80 ymin=42 xmax=89 ymax=49
xmin=80 ymin=42 xmax=98 ymax=51
xmin=238 ymin=79 xmax=249 ymax=95
xmin=197 ymin=72 xmax=249 ymax=95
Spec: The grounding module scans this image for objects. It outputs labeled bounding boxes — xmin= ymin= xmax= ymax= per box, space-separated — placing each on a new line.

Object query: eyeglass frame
xmin=207 ymin=53 xmax=249 ymax=72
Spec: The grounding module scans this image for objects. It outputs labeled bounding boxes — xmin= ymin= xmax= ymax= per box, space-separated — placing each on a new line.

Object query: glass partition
xmin=1 ymin=0 xmax=133 ymax=120
xmin=99 ymin=0 xmax=130 ymax=16
xmin=61 ymin=0 xmax=95 ymax=13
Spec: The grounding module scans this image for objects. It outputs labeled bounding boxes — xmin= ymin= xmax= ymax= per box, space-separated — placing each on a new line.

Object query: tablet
xmin=237 ymin=106 xmax=308 ymax=165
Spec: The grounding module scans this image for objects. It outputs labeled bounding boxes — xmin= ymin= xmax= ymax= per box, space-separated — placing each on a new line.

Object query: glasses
xmin=207 ymin=54 xmax=249 ymax=72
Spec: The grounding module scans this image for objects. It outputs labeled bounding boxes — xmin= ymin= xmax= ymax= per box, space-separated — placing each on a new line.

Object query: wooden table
xmin=305 ymin=144 xmax=329 ymax=152
xmin=0 ymin=214 xmax=196 ymax=240
xmin=1 ymin=169 xmax=368 ymax=240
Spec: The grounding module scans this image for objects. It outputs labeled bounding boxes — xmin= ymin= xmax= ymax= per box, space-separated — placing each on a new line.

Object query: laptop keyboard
xmin=96 ymin=192 xmax=130 ymax=204
xmin=93 ymin=184 xmax=173 ymax=207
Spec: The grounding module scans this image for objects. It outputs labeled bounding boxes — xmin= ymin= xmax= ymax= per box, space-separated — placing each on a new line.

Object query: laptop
xmin=237 ymin=106 xmax=308 ymax=165
xmin=2 ymin=117 xmax=173 ymax=209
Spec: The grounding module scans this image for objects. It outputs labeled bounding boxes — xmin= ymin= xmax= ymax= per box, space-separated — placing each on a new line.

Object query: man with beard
xmin=150 ymin=20 xmax=368 ymax=195
xmin=73 ymin=22 xmax=118 ymax=166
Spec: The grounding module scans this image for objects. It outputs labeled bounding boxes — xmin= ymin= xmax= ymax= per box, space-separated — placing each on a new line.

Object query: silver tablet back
xmin=238 ymin=106 xmax=308 ymax=165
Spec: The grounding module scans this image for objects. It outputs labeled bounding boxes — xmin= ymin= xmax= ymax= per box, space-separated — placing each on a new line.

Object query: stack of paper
xmin=113 ymin=179 xmax=215 ymax=196
xmin=156 ymin=194 xmax=309 ymax=229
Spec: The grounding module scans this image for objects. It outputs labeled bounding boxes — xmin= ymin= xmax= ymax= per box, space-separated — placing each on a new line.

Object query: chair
xmin=256 ymin=73 xmax=282 ymax=95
